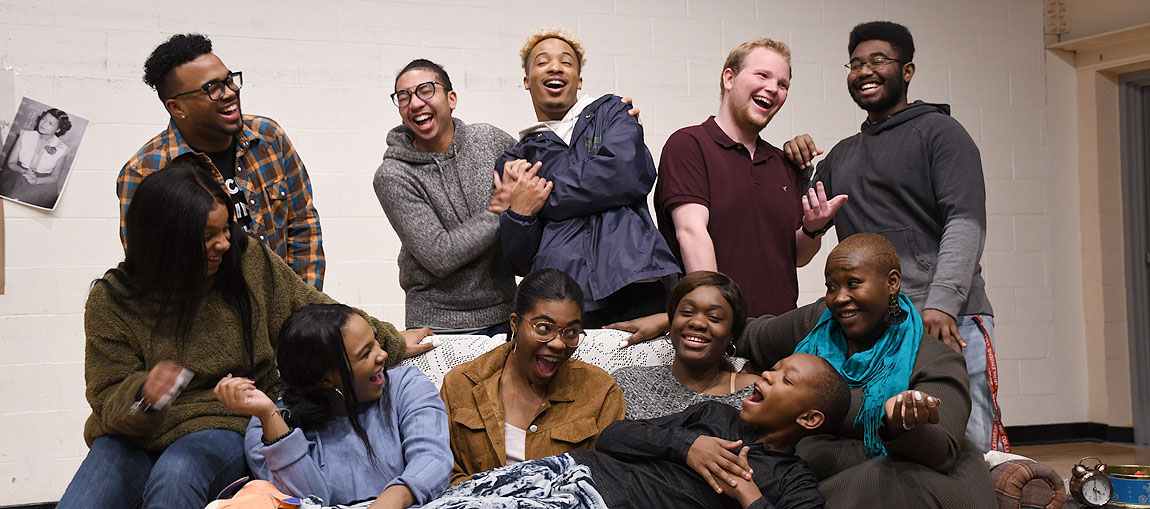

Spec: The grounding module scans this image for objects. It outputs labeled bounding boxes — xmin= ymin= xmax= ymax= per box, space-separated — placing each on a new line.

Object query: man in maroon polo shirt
xmin=655 ymin=38 xmax=847 ymax=318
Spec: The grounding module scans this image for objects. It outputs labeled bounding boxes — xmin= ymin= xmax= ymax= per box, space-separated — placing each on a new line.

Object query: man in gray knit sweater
xmin=374 ymin=59 xmax=520 ymax=335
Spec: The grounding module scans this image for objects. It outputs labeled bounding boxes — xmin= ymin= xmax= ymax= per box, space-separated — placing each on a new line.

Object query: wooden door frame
xmin=1120 ymin=69 xmax=1150 ymax=444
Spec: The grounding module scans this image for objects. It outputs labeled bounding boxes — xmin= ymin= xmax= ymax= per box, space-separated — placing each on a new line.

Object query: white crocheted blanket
xmin=401 ymin=329 xmax=749 ymax=389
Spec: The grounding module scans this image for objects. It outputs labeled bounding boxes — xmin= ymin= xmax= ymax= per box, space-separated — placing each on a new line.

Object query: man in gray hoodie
xmin=783 ymin=21 xmax=1003 ymax=453
xmin=374 ymin=59 xmax=520 ymax=335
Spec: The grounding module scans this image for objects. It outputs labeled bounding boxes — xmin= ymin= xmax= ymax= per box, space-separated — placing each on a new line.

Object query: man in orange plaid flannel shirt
xmin=118 ymin=33 xmax=325 ymax=289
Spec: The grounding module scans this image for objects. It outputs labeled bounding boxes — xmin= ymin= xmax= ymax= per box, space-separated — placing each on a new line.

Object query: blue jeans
xmin=58 ymin=429 xmax=247 ymax=509
xmin=958 ymin=315 xmax=995 ymax=453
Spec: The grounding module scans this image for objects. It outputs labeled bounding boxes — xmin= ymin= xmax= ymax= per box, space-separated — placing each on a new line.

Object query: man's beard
xmin=213 ymin=124 xmax=243 ymax=136
xmin=733 ymin=98 xmax=771 ymax=133
xmin=850 ymin=73 xmax=907 ymax=116
xmin=211 ymin=117 xmax=244 ymax=137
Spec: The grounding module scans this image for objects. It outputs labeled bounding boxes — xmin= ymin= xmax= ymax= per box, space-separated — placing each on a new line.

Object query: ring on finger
xmin=902 ymin=421 xmax=913 ymax=431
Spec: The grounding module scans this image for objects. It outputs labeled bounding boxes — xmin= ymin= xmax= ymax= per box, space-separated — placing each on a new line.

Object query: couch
xmin=403 ymin=330 xmax=1067 ymax=509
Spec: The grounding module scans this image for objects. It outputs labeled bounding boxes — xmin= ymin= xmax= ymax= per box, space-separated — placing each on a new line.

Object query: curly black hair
xmin=848 ymin=21 xmax=915 ymax=62
xmin=143 ymin=33 xmax=213 ymax=100
xmin=35 ymin=108 xmax=72 ymax=137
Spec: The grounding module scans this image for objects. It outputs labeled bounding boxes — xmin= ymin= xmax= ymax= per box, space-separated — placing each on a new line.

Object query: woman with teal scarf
xmin=734 ymin=233 xmax=994 ymax=508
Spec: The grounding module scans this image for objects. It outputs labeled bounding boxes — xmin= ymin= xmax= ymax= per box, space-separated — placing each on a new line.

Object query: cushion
xmin=991 ymin=459 xmax=1067 ymax=509
xmin=400 ymin=330 xmax=676 ymax=389
xmin=208 ymin=479 xmax=299 ymax=508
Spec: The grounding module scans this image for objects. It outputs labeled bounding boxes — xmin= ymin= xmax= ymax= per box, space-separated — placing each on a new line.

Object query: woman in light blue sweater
xmin=215 ymin=303 xmax=452 ymax=507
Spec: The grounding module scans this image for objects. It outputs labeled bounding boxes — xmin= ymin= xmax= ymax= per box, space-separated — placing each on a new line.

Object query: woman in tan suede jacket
xmin=440 ymin=269 xmax=625 ymax=485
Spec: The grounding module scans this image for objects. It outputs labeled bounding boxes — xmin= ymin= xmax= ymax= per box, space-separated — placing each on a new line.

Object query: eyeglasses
xmin=391 ymin=81 xmax=440 ymax=108
xmin=845 ymin=56 xmax=902 ymax=74
xmin=169 ymin=71 xmax=243 ymax=101
xmin=525 ymin=319 xmax=585 ymax=347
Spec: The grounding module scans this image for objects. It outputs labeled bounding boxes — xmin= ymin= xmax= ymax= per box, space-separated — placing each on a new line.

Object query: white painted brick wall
xmin=0 ymin=0 xmax=1087 ymax=503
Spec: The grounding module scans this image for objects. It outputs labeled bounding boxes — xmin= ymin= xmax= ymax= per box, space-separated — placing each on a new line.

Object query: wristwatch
xmin=801 ymin=222 xmax=832 ymax=239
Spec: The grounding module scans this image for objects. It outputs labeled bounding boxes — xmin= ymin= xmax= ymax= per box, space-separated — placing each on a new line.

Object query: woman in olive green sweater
xmin=58 ymin=161 xmax=412 ymax=509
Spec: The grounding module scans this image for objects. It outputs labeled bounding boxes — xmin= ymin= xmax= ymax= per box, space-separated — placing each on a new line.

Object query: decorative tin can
xmin=1108 ymin=465 xmax=1150 ymax=507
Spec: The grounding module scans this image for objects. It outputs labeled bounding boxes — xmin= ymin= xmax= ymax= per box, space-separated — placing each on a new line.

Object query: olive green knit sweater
xmin=82 ymin=242 xmax=404 ymax=451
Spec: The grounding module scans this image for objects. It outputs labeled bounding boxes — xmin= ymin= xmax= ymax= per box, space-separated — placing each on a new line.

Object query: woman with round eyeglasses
xmin=438 ymin=269 xmax=625 ymax=486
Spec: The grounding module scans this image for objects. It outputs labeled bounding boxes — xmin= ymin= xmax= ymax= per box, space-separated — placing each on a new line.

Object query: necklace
xmin=675 ymin=366 xmax=729 ymax=394
xmin=501 ymin=356 xmax=546 ymax=427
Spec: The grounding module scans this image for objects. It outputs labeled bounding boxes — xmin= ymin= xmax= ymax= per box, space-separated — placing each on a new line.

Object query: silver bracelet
xmin=129 ymin=398 xmax=152 ymax=414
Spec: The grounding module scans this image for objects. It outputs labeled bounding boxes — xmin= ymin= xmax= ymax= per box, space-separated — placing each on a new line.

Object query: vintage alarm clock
xmin=1070 ymin=457 xmax=1113 ymax=507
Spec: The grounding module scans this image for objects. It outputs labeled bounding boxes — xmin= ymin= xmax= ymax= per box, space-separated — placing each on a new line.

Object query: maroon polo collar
xmin=700 ymin=116 xmax=774 ymax=164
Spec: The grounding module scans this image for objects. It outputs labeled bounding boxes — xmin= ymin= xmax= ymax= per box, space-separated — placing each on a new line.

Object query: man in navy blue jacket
xmin=498 ymin=27 xmax=679 ymax=328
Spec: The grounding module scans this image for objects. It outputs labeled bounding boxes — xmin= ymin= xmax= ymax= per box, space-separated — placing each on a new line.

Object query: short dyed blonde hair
xmin=520 ymin=26 xmax=586 ymax=73
xmin=720 ymin=38 xmax=792 ymax=99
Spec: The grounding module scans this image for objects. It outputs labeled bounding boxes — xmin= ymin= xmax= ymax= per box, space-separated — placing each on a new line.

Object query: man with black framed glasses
xmin=119 ymin=33 xmax=326 ymax=289
xmin=374 ymin=58 xmax=521 ymax=336
xmin=782 ymin=21 xmax=1004 ymax=454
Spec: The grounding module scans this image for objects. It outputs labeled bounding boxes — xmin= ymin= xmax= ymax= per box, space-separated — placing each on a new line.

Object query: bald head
xmin=829 ymin=233 xmax=900 ymax=278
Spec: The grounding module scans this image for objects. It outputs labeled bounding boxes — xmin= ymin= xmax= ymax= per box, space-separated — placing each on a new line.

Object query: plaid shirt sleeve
xmin=116 ymin=161 xmax=143 ymax=248
xmin=252 ymin=119 xmax=325 ymax=290
xmin=118 ymin=136 xmax=168 ymax=249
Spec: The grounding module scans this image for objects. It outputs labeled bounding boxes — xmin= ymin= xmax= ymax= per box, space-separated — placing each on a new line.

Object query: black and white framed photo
xmin=0 ymin=97 xmax=88 ymax=210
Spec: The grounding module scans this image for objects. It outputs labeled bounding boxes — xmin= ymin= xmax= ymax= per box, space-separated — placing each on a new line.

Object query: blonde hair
xmin=720 ymin=38 xmax=792 ymax=99
xmin=520 ymin=26 xmax=586 ymax=73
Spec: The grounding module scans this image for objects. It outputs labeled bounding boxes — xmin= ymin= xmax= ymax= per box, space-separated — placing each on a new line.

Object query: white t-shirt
xmin=517 ymin=95 xmax=597 ymax=146
xmin=504 ymin=422 xmax=527 ymax=465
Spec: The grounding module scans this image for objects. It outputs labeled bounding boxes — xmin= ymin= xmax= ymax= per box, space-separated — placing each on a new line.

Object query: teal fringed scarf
xmin=794 ymin=293 xmax=922 ymax=457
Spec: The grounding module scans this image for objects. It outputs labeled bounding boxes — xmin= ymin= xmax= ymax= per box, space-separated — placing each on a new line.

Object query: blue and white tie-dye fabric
xmin=424 ymin=454 xmax=607 ymax=509
xmin=295 ymin=498 xmax=374 ymax=508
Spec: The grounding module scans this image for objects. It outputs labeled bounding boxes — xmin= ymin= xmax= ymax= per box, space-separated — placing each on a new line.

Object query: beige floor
xmin=1012 ymin=441 xmax=1150 ymax=480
